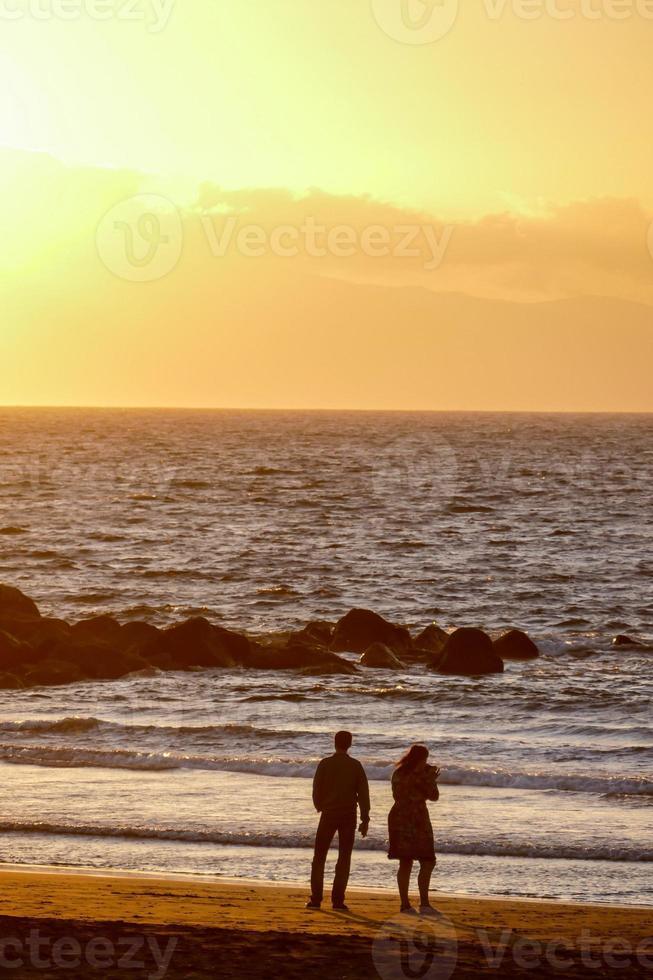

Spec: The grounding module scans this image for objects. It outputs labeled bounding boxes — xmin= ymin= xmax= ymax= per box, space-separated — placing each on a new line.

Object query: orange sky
xmin=1 ymin=2 xmax=653 ymax=409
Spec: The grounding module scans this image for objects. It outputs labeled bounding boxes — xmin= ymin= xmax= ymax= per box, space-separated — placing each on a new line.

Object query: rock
xmin=0 ymin=630 xmax=35 ymax=670
xmin=47 ymin=639 xmax=142 ymax=680
xmin=612 ymin=634 xmax=651 ymax=651
xmin=0 ymin=584 xmax=40 ymax=620
xmin=299 ymin=660 xmax=358 ymax=676
xmin=359 ymin=643 xmax=405 ymax=669
xmin=0 ymin=671 xmax=24 ymax=689
xmin=249 ymin=638 xmax=358 ymax=674
xmin=294 ymin=621 xmax=335 ymax=646
xmin=414 ymin=624 xmax=449 ymax=655
xmin=254 ymin=631 xmax=294 ymax=650
xmin=117 ymin=621 xmax=162 ymax=657
xmin=71 ymin=615 xmax=122 ymax=643
xmin=159 ymin=617 xmax=249 ymax=668
xmin=23 ymin=659 xmax=85 ymax=687
xmin=331 ymin=609 xmax=412 ymax=656
xmin=433 ymin=628 xmax=504 ymax=676
xmin=21 ymin=618 xmax=71 ymax=657
xmin=613 ymin=634 xmax=635 ymax=646
xmin=493 ymin=629 xmax=539 ymax=660
xmin=410 ymin=623 xmax=449 ymax=663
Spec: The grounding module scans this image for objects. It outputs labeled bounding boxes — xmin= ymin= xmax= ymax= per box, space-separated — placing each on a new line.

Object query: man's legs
xmin=310 ymin=811 xmax=337 ymax=906
xmin=331 ymin=810 xmax=356 ymax=907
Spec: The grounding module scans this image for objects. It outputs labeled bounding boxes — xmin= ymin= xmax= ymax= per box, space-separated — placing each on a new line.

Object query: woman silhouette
xmin=387 ymin=744 xmax=440 ymax=915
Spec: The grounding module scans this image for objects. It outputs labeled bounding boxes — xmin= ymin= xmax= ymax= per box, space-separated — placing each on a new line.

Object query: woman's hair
xmin=395 ymin=744 xmax=429 ymax=773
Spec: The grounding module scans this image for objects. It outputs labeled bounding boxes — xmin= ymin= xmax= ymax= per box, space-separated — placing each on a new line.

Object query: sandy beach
xmin=0 ymin=866 xmax=649 ymax=978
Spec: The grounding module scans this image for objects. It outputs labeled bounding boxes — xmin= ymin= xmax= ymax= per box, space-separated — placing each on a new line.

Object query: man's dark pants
xmin=310 ymin=807 xmax=357 ymax=906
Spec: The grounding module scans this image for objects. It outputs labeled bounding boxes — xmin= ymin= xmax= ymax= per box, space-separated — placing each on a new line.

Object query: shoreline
xmin=1 ymin=862 xmax=651 ymax=912
xmin=0 ymin=867 xmax=650 ymax=978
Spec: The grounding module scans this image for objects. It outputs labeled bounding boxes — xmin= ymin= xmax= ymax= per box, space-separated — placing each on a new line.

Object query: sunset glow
xmin=2 ymin=0 xmax=653 ymax=409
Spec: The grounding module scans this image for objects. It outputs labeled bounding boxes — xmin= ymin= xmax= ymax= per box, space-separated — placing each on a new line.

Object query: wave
xmin=242 ymin=694 xmax=311 ymax=703
xmin=0 ymin=741 xmax=651 ymax=798
xmin=441 ymin=763 xmax=653 ymax=797
xmin=0 ymin=820 xmax=649 ymax=862
xmin=0 ymin=718 xmax=104 ymax=735
xmin=255 ymin=586 xmax=300 ymax=597
xmin=0 ymin=717 xmax=314 ymax=742
xmin=445 ymin=503 xmax=495 ymax=514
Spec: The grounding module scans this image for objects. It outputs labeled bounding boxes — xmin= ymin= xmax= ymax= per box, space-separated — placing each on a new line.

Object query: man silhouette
xmin=306 ymin=731 xmax=370 ymax=911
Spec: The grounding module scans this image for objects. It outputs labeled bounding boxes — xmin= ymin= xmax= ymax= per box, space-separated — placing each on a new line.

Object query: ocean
xmin=0 ymin=408 xmax=651 ymax=905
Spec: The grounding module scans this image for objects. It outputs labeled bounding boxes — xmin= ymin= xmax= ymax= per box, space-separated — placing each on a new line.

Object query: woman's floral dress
xmin=387 ymin=764 xmax=439 ymax=861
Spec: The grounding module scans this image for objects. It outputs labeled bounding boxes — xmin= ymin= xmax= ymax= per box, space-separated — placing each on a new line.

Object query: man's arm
xmin=312 ymin=760 xmax=325 ymax=811
xmin=357 ymin=763 xmax=371 ymax=830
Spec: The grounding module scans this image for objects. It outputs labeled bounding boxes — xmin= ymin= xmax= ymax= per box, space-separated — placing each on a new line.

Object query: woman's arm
xmin=424 ymin=765 xmax=440 ymax=802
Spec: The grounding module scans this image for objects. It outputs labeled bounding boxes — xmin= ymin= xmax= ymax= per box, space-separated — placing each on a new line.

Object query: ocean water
xmin=0 ymin=408 xmax=651 ymax=905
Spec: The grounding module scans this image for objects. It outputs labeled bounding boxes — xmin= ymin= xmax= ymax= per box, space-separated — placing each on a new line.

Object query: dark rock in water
xmin=612 ymin=634 xmax=651 ymax=651
xmin=46 ymin=639 xmax=143 ymax=680
xmin=493 ymin=629 xmax=539 ymax=660
xmin=613 ymin=634 xmax=635 ymax=646
xmin=250 ymin=638 xmax=357 ymax=674
xmin=414 ymin=624 xmax=448 ymax=655
xmin=159 ymin=617 xmax=250 ymax=668
xmin=0 ymin=630 xmax=35 ymax=670
xmin=71 ymin=615 xmax=122 ymax=643
xmin=23 ymin=659 xmax=85 ymax=686
xmin=331 ymin=609 xmax=412 ymax=656
xmin=0 ymin=671 xmax=24 ymax=689
xmin=294 ymin=621 xmax=335 ymax=647
xmin=254 ymin=631 xmax=294 ymax=651
xmin=0 ymin=584 xmax=40 ymax=620
xmin=21 ymin=618 xmax=71 ymax=656
xmin=433 ymin=628 xmax=504 ymax=676
xmin=117 ymin=621 xmax=162 ymax=656
xmin=359 ymin=643 xmax=405 ymax=669
xmin=299 ymin=659 xmax=358 ymax=676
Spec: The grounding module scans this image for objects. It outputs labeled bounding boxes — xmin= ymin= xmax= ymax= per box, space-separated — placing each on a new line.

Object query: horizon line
xmin=1 ymin=404 xmax=653 ymax=416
